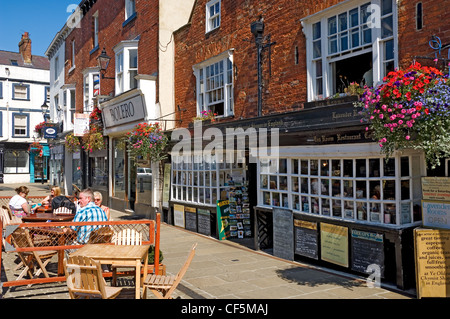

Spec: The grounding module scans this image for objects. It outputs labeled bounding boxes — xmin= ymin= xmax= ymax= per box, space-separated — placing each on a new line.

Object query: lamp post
xmin=41 ymin=101 xmax=49 ymax=121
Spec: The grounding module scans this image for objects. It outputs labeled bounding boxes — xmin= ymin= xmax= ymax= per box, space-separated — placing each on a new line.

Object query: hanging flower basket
xmin=126 ymin=122 xmax=169 ymax=163
xmin=81 ymin=122 xmax=105 ymax=153
xmin=65 ymin=133 xmax=81 ymax=153
xmin=28 ymin=141 xmax=43 ymax=157
xmin=34 ymin=121 xmax=46 ymax=137
xmin=355 ymin=62 xmax=450 ymax=168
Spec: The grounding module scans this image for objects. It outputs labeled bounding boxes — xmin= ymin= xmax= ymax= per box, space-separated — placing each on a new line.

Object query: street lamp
xmin=97 ymin=47 xmax=114 ymax=79
xmin=41 ymin=101 xmax=49 ymax=121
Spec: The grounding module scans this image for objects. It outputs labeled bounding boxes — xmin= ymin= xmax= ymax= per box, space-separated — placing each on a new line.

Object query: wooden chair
xmin=111 ymin=228 xmax=143 ymax=286
xmin=64 ymin=255 xmax=123 ymax=299
xmin=87 ymin=226 xmax=114 ymax=244
xmin=10 ymin=228 xmax=58 ymax=281
xmin=143 ymin=243 xmax=197 ymax=299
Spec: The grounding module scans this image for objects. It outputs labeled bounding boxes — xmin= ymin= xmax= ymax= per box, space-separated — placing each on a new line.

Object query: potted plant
xmin=28 ymin=141 xmax=43 ymax=156
xmin=355 ymin=62 xmax=450 ymax=168
xmin=126 ymin=122 xmax=169 ymax=163
xmin=34 ymin=121 xmax=46 ymax=137
xmin=81 ymin=122 xmax=105 ymax=153
xmin=193 ymin=110 xmax=217 ymax=123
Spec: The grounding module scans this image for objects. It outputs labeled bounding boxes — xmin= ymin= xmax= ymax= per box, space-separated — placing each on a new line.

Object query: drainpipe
xmin=251 ymin=18 xmax=264 ymax=117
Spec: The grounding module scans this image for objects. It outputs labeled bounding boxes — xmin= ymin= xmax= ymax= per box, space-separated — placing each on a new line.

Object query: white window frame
xmin=93 ymin=12 xmax=99 ymax=49
xmin=193 ymin=50 xmax=234 ymax=118
xmin=12 ymin=113 xmax=29 ymax=137
xmin=82 ymin=69 xmax=100 ymax=113
xmin=206 ymin=0 xmax=221 ymax=33
xmin=302 ymin=0 xmax=398 ymax=101
xmin=114 ymin=40 xmax=139 ymax=95
xmin=258 ymin=146 xmax=424 ymax=227
xmin=71 ymin=39 xmax=76 ymax=70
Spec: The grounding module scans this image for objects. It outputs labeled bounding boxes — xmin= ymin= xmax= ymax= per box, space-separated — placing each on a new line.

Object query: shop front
xmin=168 ymin=97 xmax=423 ymax=290
xmin=100 ymin=89 xmax=157 ymax=217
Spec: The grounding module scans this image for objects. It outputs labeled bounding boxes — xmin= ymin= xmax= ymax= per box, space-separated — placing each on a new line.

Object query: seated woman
xmin=41 ymin=186 xmax=61 ymax=206
xmin=9 ymin=186 xmax=31 ymax=218
xmin=94 ymin=191 xmax=110 ymax=220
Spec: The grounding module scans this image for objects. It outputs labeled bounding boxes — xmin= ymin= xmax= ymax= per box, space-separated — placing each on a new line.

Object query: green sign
xmin=217 ymin=200 xmax=230 ymax=240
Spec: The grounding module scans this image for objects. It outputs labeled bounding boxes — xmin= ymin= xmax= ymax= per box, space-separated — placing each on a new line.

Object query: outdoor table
xmin=70 ymin=243 xmax=150 ymax=299
xmin=35 ymin=206 xmax=53 ymax=213
xmin=22 ymin=212 xmax=75 ymax=223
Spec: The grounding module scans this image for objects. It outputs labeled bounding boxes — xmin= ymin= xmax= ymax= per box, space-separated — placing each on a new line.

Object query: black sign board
xmin=294 ymin=220 xmax=319 ymax=260
xmin=273 ymin=208 xmax=294 ymax=261
xmin=197 ymin=209 xmax=211 ymax=236
xmin=350 ymin=229 xmax=385 ymax=277
xmin=185 ymin=207 xmax=197 ymax=232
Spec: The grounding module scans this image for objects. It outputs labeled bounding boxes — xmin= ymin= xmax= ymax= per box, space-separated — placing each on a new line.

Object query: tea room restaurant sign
xmin=101 ymin=91 xmax=146 ymax=129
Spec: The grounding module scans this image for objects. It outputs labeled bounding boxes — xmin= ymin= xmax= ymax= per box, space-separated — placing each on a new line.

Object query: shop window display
xmin=259 ymin=156 xmax=421 ymax=226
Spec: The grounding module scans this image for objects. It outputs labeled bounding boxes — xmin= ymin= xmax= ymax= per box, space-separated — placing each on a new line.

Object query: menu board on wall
xmin=294 ymin=219 xmax=318 ymax=260
xmin=173 ymin=204 xmax=185 ymax=228
xmin=273 ymin=208 xmax=294 ymax=261
xmin=185 ymin=206 xmax=197 ymax=232
xmin=320 ymin=223 xmax=349 ymax=267
xmin=350 ymin=229 xmax=384 ymax=277
xmin=415 ymin=228 xmax=450 ymax=298
xmin=198 ymin=209 xmax=211 ymax=236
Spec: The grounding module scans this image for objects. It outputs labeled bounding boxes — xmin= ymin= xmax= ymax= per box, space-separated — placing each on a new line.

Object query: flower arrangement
xmin=81 ymin=122 xmax=105 ymax=153
xmin=65 ymin=133 xmax=81 ymax=153
xmin=344 ymin=82 xmax=365 ymax=96
xmin=89 ymin=106 xmax=102 ymax=122
xmin=193 ymin=110 xmax=217 ymax=122
xmin=126 ymin=122 xmax=168 ymax=163
xmin=34 ymin=121 xmax=46 ymax=136
xmin=356 ymin=62 xmax=450 ymax=168
xmin=28 ymin=141 xmax=43 ymax=156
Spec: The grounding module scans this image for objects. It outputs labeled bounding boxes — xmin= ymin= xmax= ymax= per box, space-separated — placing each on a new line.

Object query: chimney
xmin=18 ymin=32 xmax=32 ymax=64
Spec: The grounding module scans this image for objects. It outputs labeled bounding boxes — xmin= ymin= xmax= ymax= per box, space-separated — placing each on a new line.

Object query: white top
xmin=9 ymin=194 xmax=27 ymax=211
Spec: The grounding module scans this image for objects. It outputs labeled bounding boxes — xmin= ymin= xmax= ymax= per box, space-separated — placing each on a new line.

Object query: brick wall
xmin=174 ymin=0 xmax=449 ymax=128
xmin=65 ymin=0 xmax=159 ymax=113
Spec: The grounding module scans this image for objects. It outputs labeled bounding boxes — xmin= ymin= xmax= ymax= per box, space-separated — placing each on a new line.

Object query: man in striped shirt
xmin=69 ymin=188 xmax=108 ymax=244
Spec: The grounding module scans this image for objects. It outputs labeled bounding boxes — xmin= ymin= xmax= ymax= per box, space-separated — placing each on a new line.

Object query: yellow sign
xmin=422 ymin=177 xmax=450 ymax=201
xmin=162 ymin=163 xmax=171 ymax=208
xmin=173 ymin=204 xmax=185 ymax=228
xmin=414 ymin=228 xmax=450 ymax=298
xmin=294 ymin=219 xmax=317 ymax=230
xmin=320 ymin=223 xmax=349 ymax=267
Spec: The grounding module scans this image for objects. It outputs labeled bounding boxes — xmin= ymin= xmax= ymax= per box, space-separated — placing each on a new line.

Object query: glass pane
xmin=383 ymin=180 xmax=396 ymax=199
xmin=370 ymin=181 xmax=381 ymax=199
xmin=293 ymin=195 xmax=300 ymax=210
xmin=129 ymin=49 xmax=138 ymax=68
xmin=356 ymin=180 xmax=366 ymax=199
xmin=381 ymin=16 xmax=393 ymax=38
xmin=381 ymin=0 xmax=393 ymax=15
xmin=384 ymin=203 xmax=396 ymax=224
xmin=340 ymin=34 xmax=348 ymax=51
xmin=292 ymin=177 xmax=299 ymax=192
xmin=328 ymin=16 xmax=337 ymax=35
xmin=261 ymin=175 xmax=268 ymax=189
xmin=279 ymin=159 xmax=287 ymax=174
xmin=322 ymin=179 xmax=330 ymax=195
xmin=350 ymin=8 xmax=359 ymax=27
xmin=356 ymin=202 xmax=367 ymax=220
xmin=291 ymin=159 xmax=298 ymax=174
xmin=282 ymin=193 xmax=289 ymax=208
xmin=311 ymin=197 xmax=319 ymax=214
xmin=270 ymin=176 xmax=277 ymax=190
xmin=333 ymin=200 xmax=342 ymax=217
xmin=343 ymin=159 xmax=353 ymax=177
xmin=280 ymin=176 xmax=288 ymax=191
xmin=338 ymin=13 xmax=348 ymax=31
xmin=344 ymin=180 xmax=354 ymax=197
xmin=344 ymin=201 xmax=354 ymax=219
xmin=332 ymin=179 xmax=341 ymax=196
xmin=301 ymin=177 xmax=308 ymax=193
xmin=263 ymin=192 xmax=270 ymax=205
xmin=356 ymin=159 xmax=366 ymax=177
xmin=401 ymin=157 xmax=410 ymax=177
xmin=384 ymin=158 xmax=395 ymax=176
xmin=401 ymin=180 xmax=410 ymax=200
xmin=351 ymin=28 xmax=360 ymax=48
xmin=329 ymin=35 xmax=338 ymax=54
xmin=272 ymin=193 xmax=280 ymax=206
xmin=369 ymin=159 xmax=380 ymax=177
xmin=322 ymin=198 xmax=330 ymax=216
xmin=313 ymin=22 xmax=321 ymax=40
xmin=302 ymin=197 xmax=310 ymax=212
xmin=320 ymin=160 xmax=329 ymax=176
xmin=332 ymin=160 xmax=341 ymax=177
xmin=310 ymin=160 xmax=319 ymax=175
xmin=313 ymin=40 xmax=322 ymax=59
xmin=385 ymin=39 xmax=394 ymax=60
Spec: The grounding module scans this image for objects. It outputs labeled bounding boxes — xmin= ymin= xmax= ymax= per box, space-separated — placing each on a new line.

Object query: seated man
xmin=64 ymin=188 xmax=108 ymax=244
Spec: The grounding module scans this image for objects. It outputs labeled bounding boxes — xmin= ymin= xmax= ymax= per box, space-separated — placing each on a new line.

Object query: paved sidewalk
xmin=1 ymin=183 xmax=415 ymax=301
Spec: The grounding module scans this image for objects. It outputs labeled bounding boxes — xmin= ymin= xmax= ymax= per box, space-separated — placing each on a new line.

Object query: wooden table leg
xmin=135 ymin=259 xmax=141 ymax=299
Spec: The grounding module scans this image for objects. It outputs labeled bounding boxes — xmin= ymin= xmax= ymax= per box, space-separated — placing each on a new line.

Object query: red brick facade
xmin=174 ymin=0 xmax=450 ymax=128
xmin=65 ymin=0 xmax=159 ymax=112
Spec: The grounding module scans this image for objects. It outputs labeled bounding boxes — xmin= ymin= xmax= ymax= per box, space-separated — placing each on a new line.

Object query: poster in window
xmin=174 ymin=204 xmax=185 ymax=228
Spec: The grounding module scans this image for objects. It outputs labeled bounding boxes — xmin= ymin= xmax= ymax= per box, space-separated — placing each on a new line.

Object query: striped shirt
xmin=71 ymin=201 xmax=108 ymax=244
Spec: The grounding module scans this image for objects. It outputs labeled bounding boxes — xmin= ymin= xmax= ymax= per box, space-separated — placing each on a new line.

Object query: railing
xmin=0 ymin=214 xmax=161 ymax=289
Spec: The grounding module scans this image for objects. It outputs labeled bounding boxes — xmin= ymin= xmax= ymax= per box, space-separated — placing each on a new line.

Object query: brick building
xmin=169 ymin=0 xmax=450 ymax=290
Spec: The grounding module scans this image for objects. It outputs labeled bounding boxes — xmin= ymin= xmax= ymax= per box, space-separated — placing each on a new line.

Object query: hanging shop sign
xmin=74 ymin=113 xmax=90 ymax=136
xmin=43 ymin=123 xmax=58 ymax=139
xmin=217 ymin=200 xmax=230 ymax=240
xmin=320 ymin=223 xmax=349 ymax=267
xmin=414 ymin=228 xmax=450 ymax=298
xmin=101 ymin=91 xmax=146 ymax=128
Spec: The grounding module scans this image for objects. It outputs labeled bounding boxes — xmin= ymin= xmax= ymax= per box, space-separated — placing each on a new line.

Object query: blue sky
xmin=0 ymin=0 xmax=78 ymax=57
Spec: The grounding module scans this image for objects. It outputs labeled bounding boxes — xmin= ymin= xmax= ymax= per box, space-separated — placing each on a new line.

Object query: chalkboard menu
xmin=350 ymin=229 xmax=385 ymax=277
xmin=185 ymin=207 xmax=197 ymax=232
xmin=273 ymin=208 xmax=294 ymax=261
xmin=294 ymin=219 xmax=318 ymax=260
xmin=198 ymin=209 xmax=211 ymax=236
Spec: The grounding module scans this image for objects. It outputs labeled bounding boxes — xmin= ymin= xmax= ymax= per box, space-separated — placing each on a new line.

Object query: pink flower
xmin=406 ymin=135 xmax=411 ymax=140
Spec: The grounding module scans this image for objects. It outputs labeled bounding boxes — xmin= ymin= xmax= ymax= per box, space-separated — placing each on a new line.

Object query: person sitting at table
xmin=51 ymin=195 xmax=77 ymax=214
xmin=94 ymin=191 xmax=110 ymax=220
xmin=41 ymin=186 xmax=61 ymax=207
xmin=64 ymin=188 xmax=108 ymax=244
xmin=8 ymin=186 xmax=31 ymax=218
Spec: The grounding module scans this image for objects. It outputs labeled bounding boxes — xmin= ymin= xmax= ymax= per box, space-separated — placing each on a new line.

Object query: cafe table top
xmin=70 ymin=244 xmax=150 ymax=263
xmin=22 ymin=212 xmax=75 ymax=222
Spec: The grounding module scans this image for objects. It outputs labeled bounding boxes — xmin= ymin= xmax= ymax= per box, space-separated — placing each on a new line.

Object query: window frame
xmin=12 ymin=112 xmax=30 ymax=138
xmin=114 ymin=40 xmax=139 ymax=95
xmin=93 ymin=12 xmax=99 ymax=50
xmin=4 ymin=149 xmax=30 ymax=174
xmin=12 ymin=83 xmax=30 ymax=101
xmin=303 ymin=0 xmax=398 ymax=101
xmin=125 ymin=0 xmax=137 ymax=21
xmin=82 ymin=70 xmax=100 ymax=113
xmin=193 ymin=50 xmax=234 ymax=118
xmin=206 ymin=0 xmax=221 ymax=33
